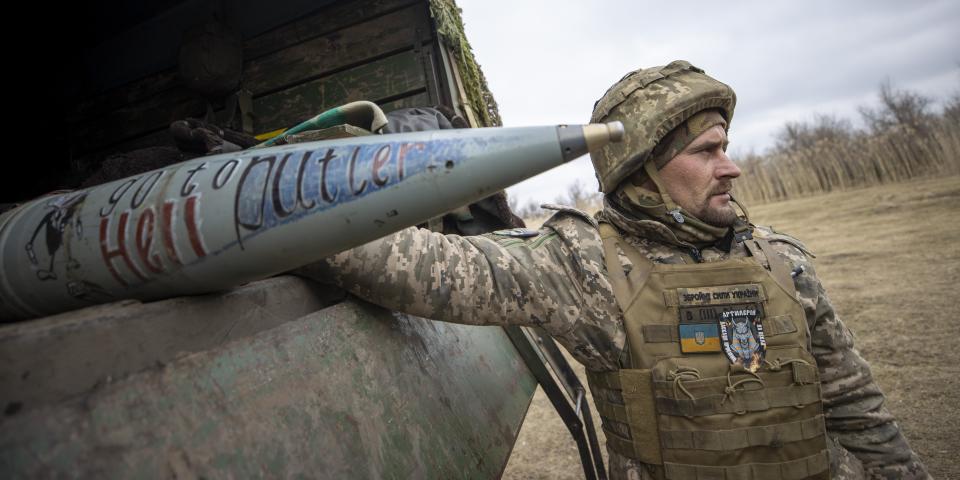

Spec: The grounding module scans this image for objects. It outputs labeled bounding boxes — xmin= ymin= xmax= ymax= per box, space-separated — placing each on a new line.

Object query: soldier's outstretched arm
xmin=768 ymin=236 xmax=930 ymax=479
xmin=293 ymin=214 xmax=612 ymax=337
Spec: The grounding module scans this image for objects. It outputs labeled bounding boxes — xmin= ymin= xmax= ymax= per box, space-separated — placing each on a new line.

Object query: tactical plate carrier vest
xmin=587 ymin=223 xmax=830 ymax=480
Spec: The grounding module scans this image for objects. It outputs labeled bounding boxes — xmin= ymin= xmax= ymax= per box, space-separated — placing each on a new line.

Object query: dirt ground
xmin=503 ymin=175 xmax=960 ymax=479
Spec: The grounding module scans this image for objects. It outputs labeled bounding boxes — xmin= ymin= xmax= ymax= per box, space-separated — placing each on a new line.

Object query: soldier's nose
xmin=716 ymin=150 xmax=741 ymax=179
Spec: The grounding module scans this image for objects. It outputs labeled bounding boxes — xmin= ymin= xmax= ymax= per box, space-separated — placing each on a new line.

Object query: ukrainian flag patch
xmin=679 ymin=323 xmax=721 ymax=353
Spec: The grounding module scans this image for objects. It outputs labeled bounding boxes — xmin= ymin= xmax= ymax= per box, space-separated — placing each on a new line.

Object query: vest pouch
xmin=650 ymin=349 xmax=829 ymax=480
xmin=586 ymin=367 xmax=664 ymax=465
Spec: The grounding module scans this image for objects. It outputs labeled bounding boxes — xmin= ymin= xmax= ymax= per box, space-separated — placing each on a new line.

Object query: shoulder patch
xmin=540 ymin=203 xmax=599 ymax=228
xmin=753 ymin=225 xmax=816 ymax=258
xmin=492 ymin=228 xmax=540 ymax=238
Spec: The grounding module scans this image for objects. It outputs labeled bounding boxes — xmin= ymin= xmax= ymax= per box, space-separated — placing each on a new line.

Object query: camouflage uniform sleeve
xmin=760 ymin=229 xmax=930 ymax=479
xmin=293 ymin=211 xmax=624 ymax=370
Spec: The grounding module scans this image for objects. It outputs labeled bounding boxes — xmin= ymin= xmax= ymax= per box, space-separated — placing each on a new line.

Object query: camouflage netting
xmin=428 ymin=0 xmax=502 ymax=127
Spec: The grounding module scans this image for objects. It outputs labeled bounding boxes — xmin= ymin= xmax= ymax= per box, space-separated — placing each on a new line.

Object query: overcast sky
xmin=455 ymin=0 xmax=960 ymax=207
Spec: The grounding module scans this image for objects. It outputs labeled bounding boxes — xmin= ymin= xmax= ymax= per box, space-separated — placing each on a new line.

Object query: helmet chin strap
xmin=643 ymin=161 xmax=685 ymax=224
xmin=728 ymin=193 xmax=751 ymax=223
xmin=724 ymin=193 xmax=753 ymax=244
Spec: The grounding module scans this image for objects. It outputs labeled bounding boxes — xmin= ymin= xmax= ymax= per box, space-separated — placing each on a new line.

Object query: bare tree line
xmin=732 ymin=78 xmax=960 ymax=204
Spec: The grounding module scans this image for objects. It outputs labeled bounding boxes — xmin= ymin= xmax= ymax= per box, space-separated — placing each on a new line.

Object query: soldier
xmin=295 ymin=60 xmax=929 ymax=479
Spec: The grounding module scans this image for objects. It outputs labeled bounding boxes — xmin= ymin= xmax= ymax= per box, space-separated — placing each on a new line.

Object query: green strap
xmin=254 ymin=100 xmax=388 ymax=148
xmin=664 ymin=450 xmax=829 ymax=480
xmin=661 ymin=415 xmax=826 ymax=451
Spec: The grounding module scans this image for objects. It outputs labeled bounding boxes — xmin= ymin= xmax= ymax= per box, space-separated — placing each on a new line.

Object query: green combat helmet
xmin=589 ymin=60 xmax=737 ymax=193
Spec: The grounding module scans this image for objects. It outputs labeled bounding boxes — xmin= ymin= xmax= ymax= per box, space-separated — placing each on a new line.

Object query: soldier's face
xmin=658 ymin=126 xmax=741 ymax=226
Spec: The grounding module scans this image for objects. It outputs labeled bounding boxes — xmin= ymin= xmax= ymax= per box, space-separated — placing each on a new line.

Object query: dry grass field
xmin=503 ymin=175 xmax=960 ymax=479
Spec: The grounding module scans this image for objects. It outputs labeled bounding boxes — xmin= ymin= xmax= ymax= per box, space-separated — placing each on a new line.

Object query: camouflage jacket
xmin=295 ymin=206 xmax=928 ymax=480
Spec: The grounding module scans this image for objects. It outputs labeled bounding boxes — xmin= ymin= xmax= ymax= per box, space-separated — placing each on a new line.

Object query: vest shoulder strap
xmin=744 ymin=237 xmax=797 ymax=298
xmin=598 ymin=222 xmax=655 ymax=313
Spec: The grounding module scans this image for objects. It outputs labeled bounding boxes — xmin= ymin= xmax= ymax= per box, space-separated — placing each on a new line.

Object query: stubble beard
xmin=698 ymin=202 xmax=739 ymax=227
xmin=697 ymin=181 xmax=739 ymax=227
